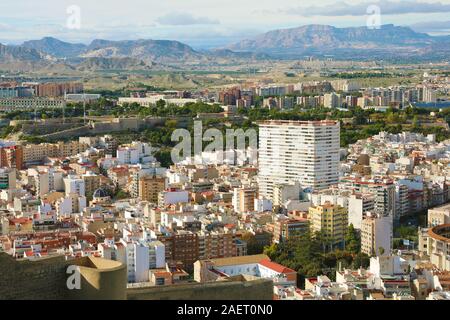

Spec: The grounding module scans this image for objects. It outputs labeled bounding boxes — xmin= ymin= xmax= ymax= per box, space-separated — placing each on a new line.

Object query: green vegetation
xmin=241 ymin=233 xmax=267 ymax=255
xmin=238 ymin=105 xmax=450 ymax=148
xmin=264 ymin=226 xmax=370 ymax=287
xmin=19 ymin=134 xmax=47 ymax=144
xmin=154 ymin=148 xmax=173 ymax=168
xmin=108 ymin=101 xmax=223 ymax=118
xmin=113 ymin=189 xmax=131 ymax=200
xmin=330 ymin=72 xmax=397 ymax=79
xmin=1 ymin=105 xmax=87 ymax=120
xmin=0 ymin=125 xmax=21 ymax=138
xmin=345 ymin=224 xmax=360 ymax=254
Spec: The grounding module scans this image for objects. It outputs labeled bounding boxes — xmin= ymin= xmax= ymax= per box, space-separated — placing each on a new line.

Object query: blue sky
xmin=1 ymin=0 xmax=450 ymax=48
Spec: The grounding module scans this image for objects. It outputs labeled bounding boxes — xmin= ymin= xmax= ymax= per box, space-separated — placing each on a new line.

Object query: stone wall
xmin=0 ymin=253 xmax=126 ymax=300
xmin=40 ymin=117 xmax=191 ymax=141
xmin=0 ymin=252 xmax=70 ymax=300
xmin=70 ymin=256 xmax=127 ymax=300
xmin=126 ymin=278 xmax=273 ymax=300
xmin=0 ymin=252 xmax=271 ymax=301
xmin=41 ymin=125 xmax=91 ymax=140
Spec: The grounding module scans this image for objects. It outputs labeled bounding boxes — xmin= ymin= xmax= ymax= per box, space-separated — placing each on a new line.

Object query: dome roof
xmin=93 ymin=188 xmax=109 ymax=199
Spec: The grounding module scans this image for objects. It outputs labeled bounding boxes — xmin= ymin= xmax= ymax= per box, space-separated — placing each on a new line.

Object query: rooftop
xmin=259 ymin=259 xmax=296 ymax=274
xmin=259 ymin=120 xmax=338 ymax=127
xmin=207 ymin=254 xmax=269 ymax=267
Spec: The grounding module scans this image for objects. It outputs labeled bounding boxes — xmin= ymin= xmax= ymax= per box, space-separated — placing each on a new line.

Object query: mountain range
xmin=227 ymin=24 xmax=450 ymax=60
xmin=1 ymin=24 xmax=449 ymax=72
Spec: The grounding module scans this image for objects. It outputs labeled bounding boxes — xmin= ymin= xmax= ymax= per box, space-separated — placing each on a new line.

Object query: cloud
xmin=409 ymin=20 xmax=450 ymax=34
xmin=282 ymin=0 xmax=450 ymax=17
xmin=156 ymin=12 xmax=220 ymax=26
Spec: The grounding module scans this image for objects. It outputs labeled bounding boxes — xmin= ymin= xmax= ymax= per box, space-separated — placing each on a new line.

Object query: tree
xmin=165 ymin=119 xmax=178 ymax=128
xmin=345 ymin=224 xmax=360 ymax=254
xmin=263 ymin=243 xmax=279 ymax=260
xmin=242 ymin=232 xmax=265 ymax=255
xmin=412 ymin=115 xmax=420 ymax=131
xmin=396 ymin=225 xmax=417 ymax=239
xmin=156 ymin=99 xmax=166 ymax=109
xmin=114 ymin=189 xmax=130 ymax=200
xmin=352 ymin=253 xmax=370 ymax=269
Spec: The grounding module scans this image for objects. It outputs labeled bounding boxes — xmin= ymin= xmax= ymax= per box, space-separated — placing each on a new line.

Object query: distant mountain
xmin=227 ymin=24 xmax=450 ymax=60
xmin=2 ymin=24 xmax=448 ymax=73
xmin=76 ymin=57 xmax=156 ymax=71
xmin=22 ymin=37 xmax=86 ymax=58
xmin=206 ymin=49 xmax=271 ymax=60
xmin=0 ymin=43 xmax=55 ymax=71
xmin=81 ymin=39 xmax=204 ymax=64
xmin=17 ymin=37 xmax=270 ymax=66
xmin=1 ymin=38 xmax=272 ymax=72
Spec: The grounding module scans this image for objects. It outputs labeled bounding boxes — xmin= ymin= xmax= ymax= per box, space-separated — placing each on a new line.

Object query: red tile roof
xmin=259 ymin=259 xmax=296 ymax=274
xmin=9 ymin=217 xmax=32 ymax=226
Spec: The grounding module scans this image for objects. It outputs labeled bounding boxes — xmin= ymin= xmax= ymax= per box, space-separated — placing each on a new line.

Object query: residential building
xmin=309 ymin=202 xmax=348 ymax=247
xmin=258 ymin=120 xmax=340 ymax=200
xmin=361 ymin=212 xmax=393 ymax=256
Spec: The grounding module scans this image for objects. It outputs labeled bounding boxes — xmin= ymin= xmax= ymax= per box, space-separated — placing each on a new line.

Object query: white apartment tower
xmin=258 ymin=120 xmax=340 ymax=200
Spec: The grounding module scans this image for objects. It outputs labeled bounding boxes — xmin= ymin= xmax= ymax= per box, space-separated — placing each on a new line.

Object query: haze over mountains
xmin=228 ymin=24 xmax=450 ymax=60
xmin=1 ymin=24 xmax=449 ymax=72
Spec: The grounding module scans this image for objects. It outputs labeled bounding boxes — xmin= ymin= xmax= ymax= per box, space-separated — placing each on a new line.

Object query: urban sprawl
xmin=1 ymin=71 xmax=450 ymax=301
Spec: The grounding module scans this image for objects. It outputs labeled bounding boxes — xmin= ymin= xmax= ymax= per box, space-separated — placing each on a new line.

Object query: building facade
xmin=258 ymin=120 xmax=340 ymax=200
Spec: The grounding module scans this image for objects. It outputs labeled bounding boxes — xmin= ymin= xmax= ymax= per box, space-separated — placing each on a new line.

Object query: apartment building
xmin=311 ymin=189 xmax=375 ymax=230
xmin=324 ymin=92 xmax=342 ymax=108
xmin=64 ymin=175 xmax=86 ymax=197
xmin=35 ymin=82 xmax=83 ymax=97
xmin=82 ymin=172 xmax=101 ymax=200
xmin=33 ymin=168 xmax=64 ymax=197
xmin=198 ymin=231 xmax=237 ymax=260
xmin=428 ymin=203 xmax=450 ymax=227
xmin=0 ymin=168 xmax=16 ymax=190
xmin=353 ymin=179 xmax=397 ymax=218
xmin=0 ymin=98 xmax=66 ymax=111
xmin=232 ymin=187 xmax=257 ymax=213
xmin=361 ymin=213 xmax=393 ymax=256
xmin=130 ymin=165 xmax=167 ymax=198
xmin=258 ymin=120 xmax=340 ymax=200
xmin=138 ymin=174 xmax=166 ymax=203
xmin=22 ymin=141 xmax=88 ymax=166
xmin=158 ymin=230 xmax=199 ymax=272
xmin=272 ymin=216 xmax=310 ymax=244
xmin=0 ymin=145 xmax=24 ymax=169
xmin=309 ymin=202 xmax=348 ymax=247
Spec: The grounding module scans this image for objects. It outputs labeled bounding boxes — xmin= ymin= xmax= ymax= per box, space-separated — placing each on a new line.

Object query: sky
xmin=1 ymin=0 xmax=450 ymax=48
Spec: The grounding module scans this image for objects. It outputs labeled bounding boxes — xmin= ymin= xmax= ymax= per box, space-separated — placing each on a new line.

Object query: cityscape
xmin=1 ymin=0 xmax=450 ymax=306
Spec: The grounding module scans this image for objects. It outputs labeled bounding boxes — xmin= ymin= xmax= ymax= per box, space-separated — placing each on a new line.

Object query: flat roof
xmin=258 ymin=120 xmax=339 ymax=126
xmin=207 ymin=254 xmax=269 ymax=267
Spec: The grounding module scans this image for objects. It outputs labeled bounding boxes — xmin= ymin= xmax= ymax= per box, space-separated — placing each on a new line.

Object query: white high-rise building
xmin=258 ymin=120 xmax=340 ymax=200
